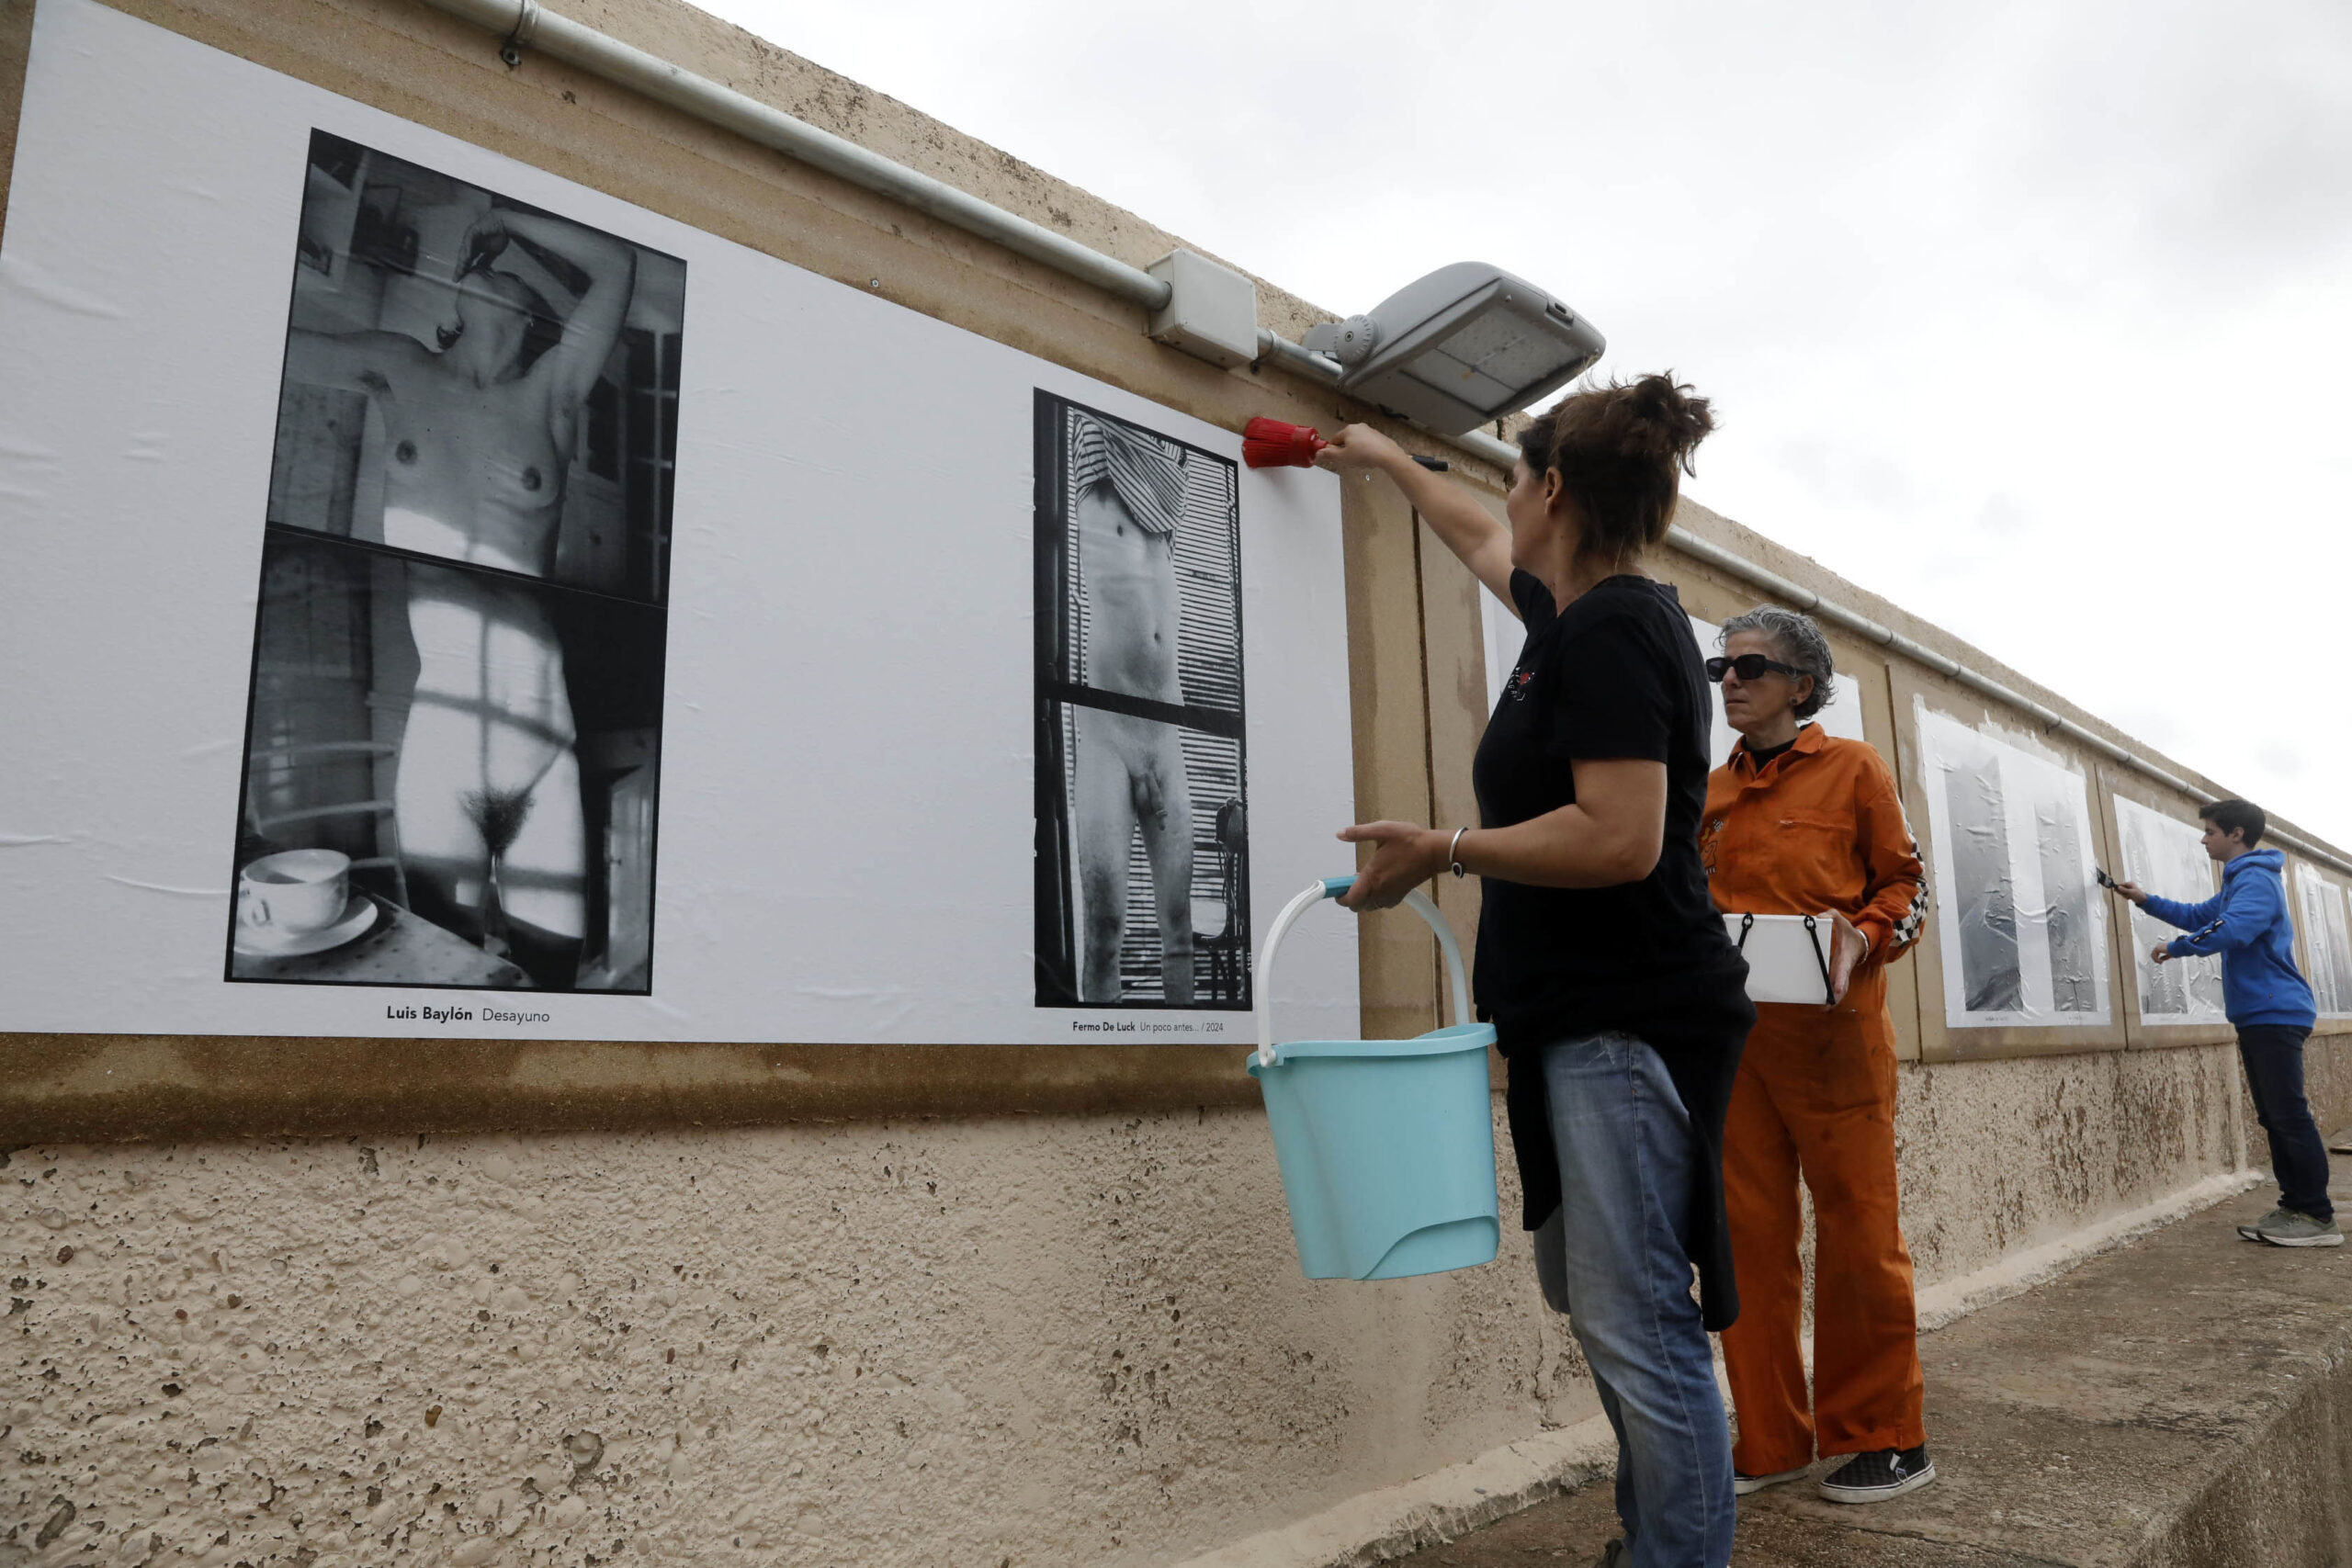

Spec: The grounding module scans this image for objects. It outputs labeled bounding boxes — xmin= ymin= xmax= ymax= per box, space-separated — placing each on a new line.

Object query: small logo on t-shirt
xmin=1506 ymin=667 xmax=1535 ymax=702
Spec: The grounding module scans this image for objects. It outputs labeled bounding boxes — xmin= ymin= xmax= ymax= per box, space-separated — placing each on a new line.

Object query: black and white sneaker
xmin=1818 ymin=1446 xmax=1935 ymax=1504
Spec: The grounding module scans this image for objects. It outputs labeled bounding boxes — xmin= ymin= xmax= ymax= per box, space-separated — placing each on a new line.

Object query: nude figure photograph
xmin=1034 ymin=394 xmax=1250 ymax=1010
xmin=228 ymin=132 xmax=680 ymax=994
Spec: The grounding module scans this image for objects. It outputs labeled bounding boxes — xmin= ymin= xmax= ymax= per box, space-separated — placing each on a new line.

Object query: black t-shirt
xmin=1473 ymin=570 xmax=1755 ymax=1330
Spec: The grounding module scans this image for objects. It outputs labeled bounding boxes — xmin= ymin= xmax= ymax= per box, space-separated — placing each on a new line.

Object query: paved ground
xmin=1393 ymin=1178 xmax=2352 ymax=1567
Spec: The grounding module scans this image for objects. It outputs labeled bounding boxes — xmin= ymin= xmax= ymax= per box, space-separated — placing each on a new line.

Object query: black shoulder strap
xmin=1802 ymin=914 xmax=1833 ymax=1003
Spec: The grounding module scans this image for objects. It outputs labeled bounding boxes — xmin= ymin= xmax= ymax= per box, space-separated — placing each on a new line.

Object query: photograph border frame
xmin=221 ymin=127 xmax=683 ymax=997
xmin=1031 ymin=388 xmax=1251 ymax=1012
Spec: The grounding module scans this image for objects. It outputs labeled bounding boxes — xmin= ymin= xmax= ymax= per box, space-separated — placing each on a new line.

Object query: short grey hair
xmin=1719 ymin=605 xmax=1835 ymax=720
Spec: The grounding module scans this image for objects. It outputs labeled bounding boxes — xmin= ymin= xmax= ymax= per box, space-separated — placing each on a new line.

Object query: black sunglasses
xmin=1705 ymin=653 xmax=1804 ymax=683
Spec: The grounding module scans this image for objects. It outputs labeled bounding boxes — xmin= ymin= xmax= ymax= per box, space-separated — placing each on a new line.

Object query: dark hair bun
xmin=1516 ymin=372 xmax=1717 ymax=558
xmin=1617 ymin=374 xmax=1714 ymax=474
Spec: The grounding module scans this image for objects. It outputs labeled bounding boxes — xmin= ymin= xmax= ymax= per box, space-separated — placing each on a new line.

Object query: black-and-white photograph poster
xmin=1034 ymin=393 xmax=1250 ymax=1010
xmin=2295 ymin=863 xmax=2352 ymax=1020
xmin=1915 ymin=704 xmax=2111 ymax=1028
xmin=2114 ymin=795 xmax=2227 ymax=1023
xmin=0 ymin=0 xmax=1359 ymax=1044
xmin=1937 ymin=721 xmax=2024 ymax=1014
xmin=230 ymin=131 xmax=683 ymax=993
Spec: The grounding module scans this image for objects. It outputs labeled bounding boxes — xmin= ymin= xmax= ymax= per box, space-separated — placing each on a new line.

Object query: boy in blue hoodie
xmin=2116 ymin=798 xmax=2339 ymax=1247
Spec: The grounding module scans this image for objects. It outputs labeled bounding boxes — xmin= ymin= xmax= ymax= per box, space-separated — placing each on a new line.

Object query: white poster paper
xmin=2111 ymin=796 xmax=2227 ymax=1024
xmin=0 ymin=0 xmax=1360 ymax=1046
xmin=2293 ymin=864 xmax=2352 ymax=1019
xmin=1915 ymin=704 xmax=2111 ymax=1028
xmin=1482 ymin=585 xmax=1519 ymax=715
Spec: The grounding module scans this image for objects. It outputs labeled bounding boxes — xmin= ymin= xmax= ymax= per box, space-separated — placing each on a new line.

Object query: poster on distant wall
xmin=2111 ymin=795 xmax=2228 ymax=1025
xmin=0 ymin=0 xmax=1359 ymax=1043
xmin=1914 ymin=704 xmax=2111 ymax=1028
xmin=2293 ymin=864 xmax=2352 ymax=1020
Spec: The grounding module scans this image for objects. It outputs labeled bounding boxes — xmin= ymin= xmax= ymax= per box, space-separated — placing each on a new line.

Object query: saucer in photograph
xmin=232 ymin=892 xmax=383 ymax=959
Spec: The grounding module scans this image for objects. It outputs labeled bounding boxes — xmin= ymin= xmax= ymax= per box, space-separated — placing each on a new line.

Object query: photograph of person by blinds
xmin=1033 ymin=393 xmax=1250 ymax=1010
xmin=227 ymin=130 xmax=683 ymax=994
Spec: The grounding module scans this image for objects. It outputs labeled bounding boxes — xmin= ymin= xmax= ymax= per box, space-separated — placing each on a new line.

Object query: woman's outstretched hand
xmin=1313 ymin=423 xmax=1408 ymax=477
xmin=1335 ymin=820 xmax=1447 ymax=910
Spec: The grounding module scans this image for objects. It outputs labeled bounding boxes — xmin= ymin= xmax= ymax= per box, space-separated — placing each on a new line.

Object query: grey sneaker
xmin=2255 ymin=1209 xmax=2345 ymax=1247
xmin=1735 ymin=1464 xmax=1810 ymax=1495
xmin=1590 ymin=1540 xmax=1625 ymax=1568
xmin=2238 ymin=1206 xmax=2292 ymax=1241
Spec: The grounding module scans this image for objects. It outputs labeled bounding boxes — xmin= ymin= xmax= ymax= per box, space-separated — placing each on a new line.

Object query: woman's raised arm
xmin=1315 ymin=424 xmax=1519 ymax=610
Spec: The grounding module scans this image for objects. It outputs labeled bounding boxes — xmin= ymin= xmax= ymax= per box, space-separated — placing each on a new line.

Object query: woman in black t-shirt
xmin=1318 ymin=377 xmax=1754 ymax=1566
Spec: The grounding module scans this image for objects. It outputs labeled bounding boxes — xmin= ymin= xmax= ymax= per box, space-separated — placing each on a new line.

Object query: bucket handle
xmin=1254 ymin=875 xmax=1474 ymax=1068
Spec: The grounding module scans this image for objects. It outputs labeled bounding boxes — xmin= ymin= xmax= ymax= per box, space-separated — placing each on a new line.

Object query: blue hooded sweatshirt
xmin=2141 ymin=847 xmax=2316 ymax=1030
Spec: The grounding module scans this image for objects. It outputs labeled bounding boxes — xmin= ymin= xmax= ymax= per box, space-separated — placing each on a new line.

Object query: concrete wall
xmin=0 ymin=1033 xmax=2294 ymax=1568
xmin=5 ymin=0 xmax=2352 ymax=1564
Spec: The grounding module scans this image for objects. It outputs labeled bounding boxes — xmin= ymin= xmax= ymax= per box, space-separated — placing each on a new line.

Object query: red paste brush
xmin=1241 ymin=416 xmax=1448 ymax=471
xmin=1243 ymin=417 xmax=1327 ymax=468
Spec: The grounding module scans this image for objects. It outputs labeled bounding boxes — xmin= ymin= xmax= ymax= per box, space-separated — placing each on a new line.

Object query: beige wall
xmin=0 ymin=1037 xmax=2281 ymax=1568
xmin=4 ymin=0 xmax=2351 ymax=1563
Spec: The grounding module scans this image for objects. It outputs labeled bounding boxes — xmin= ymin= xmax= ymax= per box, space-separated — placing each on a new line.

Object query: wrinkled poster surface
xmin=1915 ymin=704 xmax=2111 ymax=1028
xmin=2112 ymin=796 xmax=2227 ymax=1025
xmin=2294 ymin=864 xmax=2352 ymax=1020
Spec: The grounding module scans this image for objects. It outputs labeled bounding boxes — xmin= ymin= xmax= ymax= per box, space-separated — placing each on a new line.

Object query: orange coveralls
xmin=1700 ymin=724 xmax=1930 ymax=1473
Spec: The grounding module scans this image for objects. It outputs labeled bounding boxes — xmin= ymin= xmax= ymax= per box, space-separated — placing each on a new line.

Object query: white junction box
xmin=1147 ymin=248 xmax=1260 ymax=368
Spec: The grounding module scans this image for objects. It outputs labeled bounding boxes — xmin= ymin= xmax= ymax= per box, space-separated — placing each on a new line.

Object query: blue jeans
xmin=2239 ymin=1025 xmax=2334 ymax=1223
xmin=1532 ymin=1031 xmax=1734 ymax=1567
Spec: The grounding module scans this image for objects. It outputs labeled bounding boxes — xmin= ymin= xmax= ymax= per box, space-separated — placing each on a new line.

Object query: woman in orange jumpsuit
xmin=1700 ymin=606 xmax=1934 ymax=1506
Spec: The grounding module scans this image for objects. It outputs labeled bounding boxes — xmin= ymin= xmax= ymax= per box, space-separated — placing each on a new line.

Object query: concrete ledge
xmin=1390 ymin=1179 xmax=2352 ymax=1566
xmin=1176 ymin=1169 xmax=2271 ymax=1568
xmin=1910 ymin=1168 xmax=2260 ymax=1333
xmin=1170 ymin=1419 xmax=1617 ymax=1568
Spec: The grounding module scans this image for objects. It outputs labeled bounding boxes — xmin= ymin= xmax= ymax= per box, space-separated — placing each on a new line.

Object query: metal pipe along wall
xmin=416 ymin=0 xmax=1173 ymax=311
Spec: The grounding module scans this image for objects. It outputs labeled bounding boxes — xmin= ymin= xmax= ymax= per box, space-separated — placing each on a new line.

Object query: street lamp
xmin=1302 ymin=263 xmax=1606 ymax=437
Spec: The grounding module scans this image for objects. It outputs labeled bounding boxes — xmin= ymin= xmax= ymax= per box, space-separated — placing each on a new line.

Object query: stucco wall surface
xmin=4 ymin=1033 xmax=2296 ymax=1568
xmin=1891 ymin=1043 xmax=2250 ymax=1282
xmin=3 ymin=1110 xmax=1563 ymax=1568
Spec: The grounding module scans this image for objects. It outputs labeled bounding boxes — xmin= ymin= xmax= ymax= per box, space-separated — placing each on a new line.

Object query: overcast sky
xmin=707 ymin=0 xmax=2352 ymax=851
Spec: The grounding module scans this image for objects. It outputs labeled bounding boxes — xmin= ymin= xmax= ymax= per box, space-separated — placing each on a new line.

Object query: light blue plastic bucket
xmin=1248 ymin=876 xmax=1499 ymax=1280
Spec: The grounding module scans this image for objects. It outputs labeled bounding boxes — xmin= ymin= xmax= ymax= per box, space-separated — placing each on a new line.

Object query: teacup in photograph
xmin=236 ymin=848 xmax=352 ymax=937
